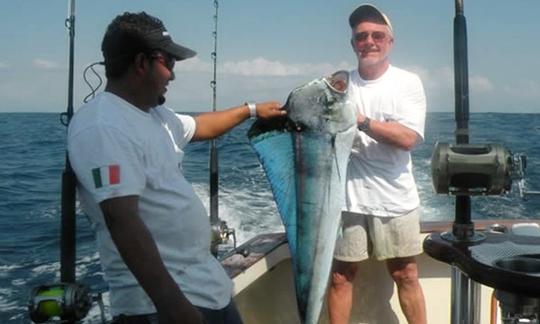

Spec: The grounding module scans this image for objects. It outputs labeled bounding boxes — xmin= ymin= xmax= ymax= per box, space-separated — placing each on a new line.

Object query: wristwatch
xmin=357 ymin=117 xmax=371 ymax=132
xmin=245 ymin=102 xmax=257 ymax=119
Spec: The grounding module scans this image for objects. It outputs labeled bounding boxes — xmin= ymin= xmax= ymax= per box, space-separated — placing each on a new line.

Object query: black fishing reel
xmin=431 ymin=142 xmax=538 ymax=197
xmin=210 ymin=220 xmax=237 ymax=258
xmin=28 ymin=283 xmax=92 ymax=323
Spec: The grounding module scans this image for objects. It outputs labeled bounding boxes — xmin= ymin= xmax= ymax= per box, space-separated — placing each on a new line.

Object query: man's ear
xmin=133 ymin=53 xmax=148 ymax=75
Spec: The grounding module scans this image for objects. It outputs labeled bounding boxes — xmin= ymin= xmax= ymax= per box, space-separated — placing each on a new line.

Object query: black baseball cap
xmin=143 ymin=27 xmax=196 ymax=61
xmin=349 ymin=4 xmax=393 ymax=34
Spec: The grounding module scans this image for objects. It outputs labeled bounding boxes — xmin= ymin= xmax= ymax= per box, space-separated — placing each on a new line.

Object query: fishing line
xmin=83 ymin=61 xmax=104 ymax=103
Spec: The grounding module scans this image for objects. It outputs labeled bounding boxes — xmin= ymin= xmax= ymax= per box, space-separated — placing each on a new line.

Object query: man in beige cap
xmin=328 ymin=4 xmax=427 ymax=324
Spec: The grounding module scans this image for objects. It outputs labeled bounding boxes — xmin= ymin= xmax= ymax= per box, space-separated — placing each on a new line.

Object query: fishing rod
xmin=61 ymin=0 xmax=77 ymax=285
xmin=453 ymin=0 xmax=469 ymax=145
xmin=208 ymin=0 xmax=236 ymax=257
xmin=449 ymin=5 xmax=482 ymax=321
xmin=209 ymin=0 xmax=219 ymax=234
xmin=428 ymin=3 xmax=484 ymax=321
xmin=28 ymin=1 xmax=93 ymax=322
xmin=452 ymin=0 xmax=474 ymax=240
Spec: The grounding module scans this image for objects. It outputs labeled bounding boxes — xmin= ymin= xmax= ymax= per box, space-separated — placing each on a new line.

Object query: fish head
xmin=286 ymin=70 xmax=356 ymax=135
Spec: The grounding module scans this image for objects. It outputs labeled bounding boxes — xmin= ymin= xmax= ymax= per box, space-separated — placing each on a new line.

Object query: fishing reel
xmin=28 ymin=283 xmax=92 ymax=323
xmin=210 ymin=220 xmax=237 ymax=258
xmin=431 ymin=142 xmax=539 ymax=197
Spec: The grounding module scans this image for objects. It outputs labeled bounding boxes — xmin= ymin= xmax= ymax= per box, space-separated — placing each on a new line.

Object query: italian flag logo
xmin=92 ymin=165 xmax=120 ymax=188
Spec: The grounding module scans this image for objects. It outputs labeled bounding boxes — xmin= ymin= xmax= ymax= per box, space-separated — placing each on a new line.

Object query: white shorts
xmin=334 ymin=208 xmax=423 ymax=262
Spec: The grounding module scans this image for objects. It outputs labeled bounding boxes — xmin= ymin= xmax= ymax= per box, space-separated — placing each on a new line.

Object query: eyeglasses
xmin=353 ymin=31 xmax=389 ymax=44
xmin=150 ymin=52 xmax=175 ymax=72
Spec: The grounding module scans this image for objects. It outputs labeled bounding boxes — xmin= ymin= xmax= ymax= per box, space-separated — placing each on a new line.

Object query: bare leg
xmin=386 ymin=256 xmax=427 ymax=324
xmin=328 ymin=260 xmax=358 ymax=324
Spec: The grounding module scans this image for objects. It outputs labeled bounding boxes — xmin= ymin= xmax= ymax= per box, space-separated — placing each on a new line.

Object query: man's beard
xmin=158 ymin=95 xmax=166 ymax=105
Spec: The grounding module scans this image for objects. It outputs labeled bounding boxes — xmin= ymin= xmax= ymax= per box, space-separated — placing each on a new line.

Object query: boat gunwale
xmin=221 ymin=219 xmax=540 ymax=280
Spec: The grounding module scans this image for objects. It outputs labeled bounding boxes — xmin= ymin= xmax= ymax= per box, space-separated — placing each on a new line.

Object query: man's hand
xmin=254 ymin=101 xmax=287 ymax=119
xmin=193 ymin=101 xmax=285 ymax=141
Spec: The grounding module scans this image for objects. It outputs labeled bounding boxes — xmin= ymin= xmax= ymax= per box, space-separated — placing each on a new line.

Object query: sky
xmin=0 ymin=0 xmax=539 ymax=114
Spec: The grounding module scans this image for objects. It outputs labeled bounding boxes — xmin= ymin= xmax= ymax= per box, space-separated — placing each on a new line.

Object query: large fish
xmin=247 ymin=70 xmax=357 ymax=324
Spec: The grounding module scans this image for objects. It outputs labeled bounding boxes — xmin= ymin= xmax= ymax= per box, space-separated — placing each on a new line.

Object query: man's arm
xmin=356 ymin=71 xmax=426 ymax=151
xmin=358 ymin=114 xmax=421 ymax=151
xmin=192 ymin=101 xmax=285 ymax=141
xmin=100 ymin=196 xmax=204 ymax=324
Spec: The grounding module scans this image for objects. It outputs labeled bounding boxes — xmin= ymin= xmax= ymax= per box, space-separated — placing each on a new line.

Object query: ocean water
xmin=1 ymin=112 xmax=540 ymax=322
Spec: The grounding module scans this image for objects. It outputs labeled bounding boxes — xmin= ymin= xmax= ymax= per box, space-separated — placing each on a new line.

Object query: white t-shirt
xmin=67 ymin=92 xmax=232 ymax=315
xmin=345 ymin=66 xmax=426 ymax=217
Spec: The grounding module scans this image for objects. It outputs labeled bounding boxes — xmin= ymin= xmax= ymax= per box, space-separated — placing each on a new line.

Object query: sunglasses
xmin=353 ymin=31 xmax=388 ymax=43
xmin=150 ymin=52 xmax=175 ymax=71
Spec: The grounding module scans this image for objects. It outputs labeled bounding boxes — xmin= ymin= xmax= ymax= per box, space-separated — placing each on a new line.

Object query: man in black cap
xmin=68 ymin=12 xmax=284 ymax=324
xmin=327 ymin=4 xmax=427 ymax=324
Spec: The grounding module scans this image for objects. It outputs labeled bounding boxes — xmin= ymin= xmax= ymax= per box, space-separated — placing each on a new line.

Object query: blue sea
xmin=1 ymin=112 xmax=540 ymax=322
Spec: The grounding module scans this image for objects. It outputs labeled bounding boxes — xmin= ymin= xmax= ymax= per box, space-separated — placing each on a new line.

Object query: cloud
xmin=403 ymin=65 xmax=431 ymax=82
xmin=407 ymin=65 xmax=493 ymax=98
xmin=4 ymin=55 xmax=537 ymax=113
xmin=175 ymin=56 xmax=352 ymax=77
xmin=404 ymin=65 xmax=453 ymax=111
xmin=221 ymin=57 xmax=351 ymax=77
xmin=174 ymin=56 xmax=212 ymax=73
xmin=174 ymin=55 xmax=352 ymax=79
xmin=470 ymin=76 xmax=494 ymax=92
xmin=166 ymin=57 xmax=352 ymax=112
xmin=222 ymin=57 xmax=291 ymax=76
xmin=407 ymin=65 xmax=452 ymax=91
xmin=409 ymin=65 xmax=493 ymax=93
xmin=33 ymin=59 xmax=61 ymax=70
xmin=407 ymin=65 xmax=540 ymax=112
xmin=503 ymin=80 xmax=540 ymax=99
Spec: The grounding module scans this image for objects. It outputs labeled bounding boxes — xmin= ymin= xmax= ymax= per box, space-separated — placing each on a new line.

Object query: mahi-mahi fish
xmin=247 ymin=70 xmax=357 ymax=324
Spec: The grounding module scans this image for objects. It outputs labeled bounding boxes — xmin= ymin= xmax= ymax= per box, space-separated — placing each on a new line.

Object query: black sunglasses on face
xmin=150 ymin=52 xmax=175 ymax=71
xmin=353 ymin=31 xmax=388 ymax=43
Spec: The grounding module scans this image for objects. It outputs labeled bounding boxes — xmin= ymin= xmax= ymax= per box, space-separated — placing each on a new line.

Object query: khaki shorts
xmin=334 ymin=208 xmax=423 ymax=262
